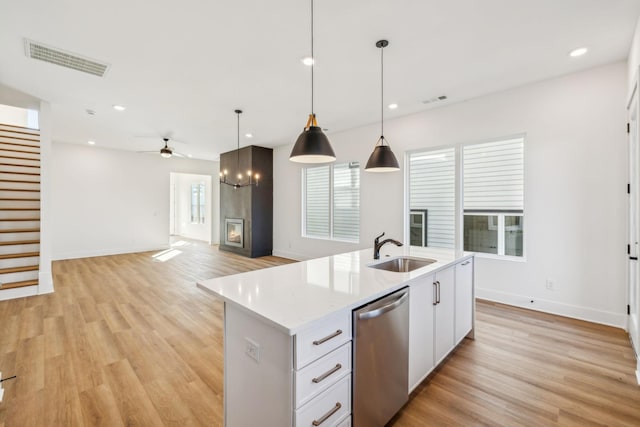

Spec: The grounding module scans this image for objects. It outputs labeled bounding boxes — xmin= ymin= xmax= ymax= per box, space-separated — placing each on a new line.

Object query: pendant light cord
xmin=311 ymin=0 xmax=314 ymax=118
xmin=380 ymin=43 xmax=384 ymax=142
xmin=236 ymin=111 xmax=240 ymax=175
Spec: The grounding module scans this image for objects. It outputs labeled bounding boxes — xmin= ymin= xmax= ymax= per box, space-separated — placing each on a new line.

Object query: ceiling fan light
xmin=290 ymin=126 xmax=336 ymax=163
xmin=160 ymin=147 xmax=172 ymax=158
xmin=365 ymin=145 xmax=400 ymax=172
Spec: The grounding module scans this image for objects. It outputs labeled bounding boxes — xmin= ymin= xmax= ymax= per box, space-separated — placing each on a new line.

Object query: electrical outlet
xmin=245 ymin=338 xmax=260 ymax=363
xmin=546 ymin=279 xmax=555 ymax=291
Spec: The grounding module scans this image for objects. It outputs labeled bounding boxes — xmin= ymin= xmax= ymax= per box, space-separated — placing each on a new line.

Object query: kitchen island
xmin=197 ymin=246 xmax=474 ymax=427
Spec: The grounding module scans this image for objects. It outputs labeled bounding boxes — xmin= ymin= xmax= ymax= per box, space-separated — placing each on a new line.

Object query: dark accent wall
xmin=219 ymin=145 xmax=273 ymax=258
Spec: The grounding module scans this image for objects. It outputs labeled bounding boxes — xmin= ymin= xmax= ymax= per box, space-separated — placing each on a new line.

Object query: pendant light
xmin=289 ymin=0 xmax=336 ymax=163
xmin=220 ymin=109 xmax=260 ymax=188
xmin=365 ymin=40 xmax=400 ymax=172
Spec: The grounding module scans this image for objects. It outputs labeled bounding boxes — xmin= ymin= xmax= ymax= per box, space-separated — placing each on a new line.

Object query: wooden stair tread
xmin=0 ymin=208 xmax=40 ymax=211
xmin=0 ymin=252 xmax=39 ymax=260
xmin=0 ymin=188 xmax=40 ymax=192
xmin=0 ymin=198 xmax=40 ymax=201
xmin=0 ymin=171 xmax=40 ymax=176
xmin=0 ymin=147 xmax=40 ymax=155
xmin=0 ymin=279 xmax=38 ymax=289
xmin=0 ymin=265 xmax=39 ymax=274
xmin=0 ymin=155 xmax=40 ymax=161
xmin=0 ymin=217 xmax=40 ymax=221
xmin=0 ymin=239 xmax=39 ymax=246
xmin=0 ymin=123 xmax=40 ymax=132
xmin=0 ymin=141 xmax=40 ymax=149
xmin=0 ymin=135 xmax=40 ymax=143
xmin=0 ymin=228 xmax=40 ymax=233
xmin=0 ymin=179 xmax=40 ymax=184
xmin=0 ymin=163 xmax=40 ymax=168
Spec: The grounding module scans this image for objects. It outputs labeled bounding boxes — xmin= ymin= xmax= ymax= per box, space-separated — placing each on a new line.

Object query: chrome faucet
xmin=373 ymin=232 xmax=403 ymax=260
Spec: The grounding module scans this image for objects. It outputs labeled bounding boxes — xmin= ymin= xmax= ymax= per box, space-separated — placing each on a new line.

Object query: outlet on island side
xmin=546 ymin=279 xmax=556 ymax=291
xmin=245 ymin=338 xmax=261 ymax=363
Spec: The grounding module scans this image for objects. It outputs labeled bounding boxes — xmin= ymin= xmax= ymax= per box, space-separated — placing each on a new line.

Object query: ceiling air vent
xmin=24 ymin=39 xmax=110 ymax=77
xmin=422 ymin=95 xmax=447 ymax=105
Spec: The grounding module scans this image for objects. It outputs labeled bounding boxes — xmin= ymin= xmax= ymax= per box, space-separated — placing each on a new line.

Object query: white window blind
xmin=303 ymin=163 xmax=360 ymax=242
xmin=305 ymin=166 xmax=330 ymax=238
xmin=333 ymin=163 xmax=360 ymax=241
xmin=463 ymin=138 xmax=524 ymax=211
xmin=408 ymin=148 xmax=456 ymax=248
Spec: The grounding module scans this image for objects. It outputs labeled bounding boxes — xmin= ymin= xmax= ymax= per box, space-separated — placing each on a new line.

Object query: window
xmin=408 ymin=148 xmax=456 ymax=249
xmin=463 ymin=137 xmax=524 ymax=257
xmin=406 ymin=136 xmax=524 ymax=258
xmin=191 ymin=183 xmax=206 ymax=224
xmin=303 ymin=162 xmax=360 ymax=242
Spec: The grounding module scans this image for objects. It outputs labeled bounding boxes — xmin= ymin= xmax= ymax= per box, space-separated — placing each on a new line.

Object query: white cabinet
xmin=434 ymin=266 xmax=455 ymax=365
xmin=408 ymin=257 xmax=474 ymax=393
xmin=455 ymin=258 xmax=474 ymax=344
xmin=408 ymin=273 xmax=434 ymax=391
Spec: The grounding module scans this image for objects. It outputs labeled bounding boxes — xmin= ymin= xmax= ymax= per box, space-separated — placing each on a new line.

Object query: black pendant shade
xmin=365 ymin=141 xmax=399 ymax=172
xmin=365 ymin=39 xmax=400 ymax=173
xmin=289 ymin=0 xmax=336 ymax=164
xmin=290 ymin=118 xmax=336 ymax=163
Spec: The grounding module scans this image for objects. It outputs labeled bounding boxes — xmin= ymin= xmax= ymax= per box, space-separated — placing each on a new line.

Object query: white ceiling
xmin=1 ymin=0 xmax=639 ymax=160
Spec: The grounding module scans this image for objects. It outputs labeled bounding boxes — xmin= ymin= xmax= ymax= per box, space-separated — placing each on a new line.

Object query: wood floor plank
xmin=0 ymin=238 xmax=638 ymax=426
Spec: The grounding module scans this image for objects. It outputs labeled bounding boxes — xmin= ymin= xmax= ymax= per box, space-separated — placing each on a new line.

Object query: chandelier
xmin=220 ymin=109 xmax=260 ymax=188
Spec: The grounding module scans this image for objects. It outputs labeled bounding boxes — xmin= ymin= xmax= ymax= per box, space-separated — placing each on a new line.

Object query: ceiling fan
xmin=137 ymin=137 xmax=185 ymax=158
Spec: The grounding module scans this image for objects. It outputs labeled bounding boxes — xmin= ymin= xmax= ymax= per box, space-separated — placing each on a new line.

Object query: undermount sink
xmin=368 ymin=256 xmax=437 ymax=272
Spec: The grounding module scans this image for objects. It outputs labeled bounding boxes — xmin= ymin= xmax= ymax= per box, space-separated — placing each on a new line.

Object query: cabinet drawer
xmin=295 ymin=342 xmax=351 ymax=408
xmin=295 ymin=375 xmax=351 ymax=427
xmin=295 ymin=310 xmax=351 ymax=369
xmin=336 ymin=414 xmax=351 ymax=426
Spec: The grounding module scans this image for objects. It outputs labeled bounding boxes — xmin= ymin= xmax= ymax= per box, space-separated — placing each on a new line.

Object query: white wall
xmin=170 ymin=172 xmax=212 ymax=243
xmin=629 ymin=17 xmax=640 ymax=99
xmin=274 ymin=61 xmax=628 ymax=327
xmin=51 ymin=142 xmax=219 ymax=260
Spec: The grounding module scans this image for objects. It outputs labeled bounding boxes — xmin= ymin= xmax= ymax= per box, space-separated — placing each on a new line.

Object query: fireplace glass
xmin=225 ymin=218 xmax=243 ymax=247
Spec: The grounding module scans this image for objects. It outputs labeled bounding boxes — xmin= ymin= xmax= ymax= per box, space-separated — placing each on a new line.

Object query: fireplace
xmin=225 ymin=218 xmax=243 ymax=247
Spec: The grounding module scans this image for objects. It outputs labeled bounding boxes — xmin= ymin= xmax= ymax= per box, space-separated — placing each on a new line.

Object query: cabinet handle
xmin=461 ymin=260 xmax=470 ymax=266
xmin=312 ymin=363 xmax=342 ymax=383
xmin=433 ymin=282 xmax=438 ymax=305
xmin=312 ymin=402 xmax=342 ymax=426
xmin=437 ymin=280 xmax=441 ymax=304
xmin=313 ymin=330 xmax=342 ymax=346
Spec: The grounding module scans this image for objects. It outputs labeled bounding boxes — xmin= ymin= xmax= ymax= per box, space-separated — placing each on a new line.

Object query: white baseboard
xmin=52 ymin=244 xmax=170 ymax=261
xmin=38 ymin=270 xmax=54 ymax=294
xmin=476 ymin=288 xmax=626 ymax=329
xmin=0 ymin=286 xmax=38 ymax=301
xmin=272 ymin=249 xmax=309 ymax=261
xmin=636 ymin=368 xmax=640 ymax=386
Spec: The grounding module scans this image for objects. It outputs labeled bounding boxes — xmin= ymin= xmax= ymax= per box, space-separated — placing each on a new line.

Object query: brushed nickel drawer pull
xmin=312 ymin=402 xmax=342 ymax=426
xmin=312 ymin=363 xmax=342 ymax=383
xmin=313 ymin=329 xmax=342 ymax=346
xmin=461 ymin=260 xmax=470 ymax=266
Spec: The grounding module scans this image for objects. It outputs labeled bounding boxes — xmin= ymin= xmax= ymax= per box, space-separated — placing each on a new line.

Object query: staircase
xmin=0 ymin=123 xmax=40 ymax=290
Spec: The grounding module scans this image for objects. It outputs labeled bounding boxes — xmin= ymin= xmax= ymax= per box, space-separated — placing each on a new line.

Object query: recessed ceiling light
xmin=86 ymin=109 xmax=96 ymax=116
xmin=301 ymin=57 xmax=314 ymax=66
xmin=388 ymin=103 xmax=398 ymax=110
xmin=112 ymin=104 xmax=126 ymax=111
xmin=187 ymin=154 xmax=193 ymax=158
xmin=569 ymin=47 xmax=588 ymax=57
xmin=87 ymin=140 xmax=96 ymax=145
xmin=245 ymin=133 xmax=253 ymax=138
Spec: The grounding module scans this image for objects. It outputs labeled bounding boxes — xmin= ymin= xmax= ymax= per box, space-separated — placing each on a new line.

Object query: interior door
xmin=629 ymin=79 xmax=639 ymax=357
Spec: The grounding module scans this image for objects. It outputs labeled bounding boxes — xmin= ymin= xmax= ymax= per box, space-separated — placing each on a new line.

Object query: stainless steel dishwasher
xmin=353 ymin=287 xmax=409 ymax=427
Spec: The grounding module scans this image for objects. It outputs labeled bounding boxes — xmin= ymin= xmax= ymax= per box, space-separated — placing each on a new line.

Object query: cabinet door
xmin=408 ymin=274 xmax=434 ymax=393
xmin=434 ymin=266 xmax=455 ymax=365
xmin=455 ymin=259 xmax=474 ymax=344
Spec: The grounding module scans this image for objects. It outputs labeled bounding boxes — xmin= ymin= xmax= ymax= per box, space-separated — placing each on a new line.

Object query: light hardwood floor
xmin=0 ymin=239 xmax=638 ymax=426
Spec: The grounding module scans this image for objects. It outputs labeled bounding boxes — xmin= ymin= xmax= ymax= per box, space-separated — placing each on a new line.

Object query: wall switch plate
xmin=245 ymin=338 xmax=260 ymax=363
xmin=546 ymin=279 xmax=555 ymax=291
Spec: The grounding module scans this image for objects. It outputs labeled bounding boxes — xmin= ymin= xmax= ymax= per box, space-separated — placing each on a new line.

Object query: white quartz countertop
xmin=197 ymin=246 xmax=473 ymax=335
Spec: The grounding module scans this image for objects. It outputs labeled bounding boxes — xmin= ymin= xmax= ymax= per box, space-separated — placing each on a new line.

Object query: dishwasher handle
xmin=357 ymin=291 xmax=408 ymax=320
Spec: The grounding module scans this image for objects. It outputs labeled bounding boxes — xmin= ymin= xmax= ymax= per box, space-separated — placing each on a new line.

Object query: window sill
xmin=303 ymin=235 xmax=359 ymax=244
xmin=473 ymin=252 xmax=526 ymax=263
